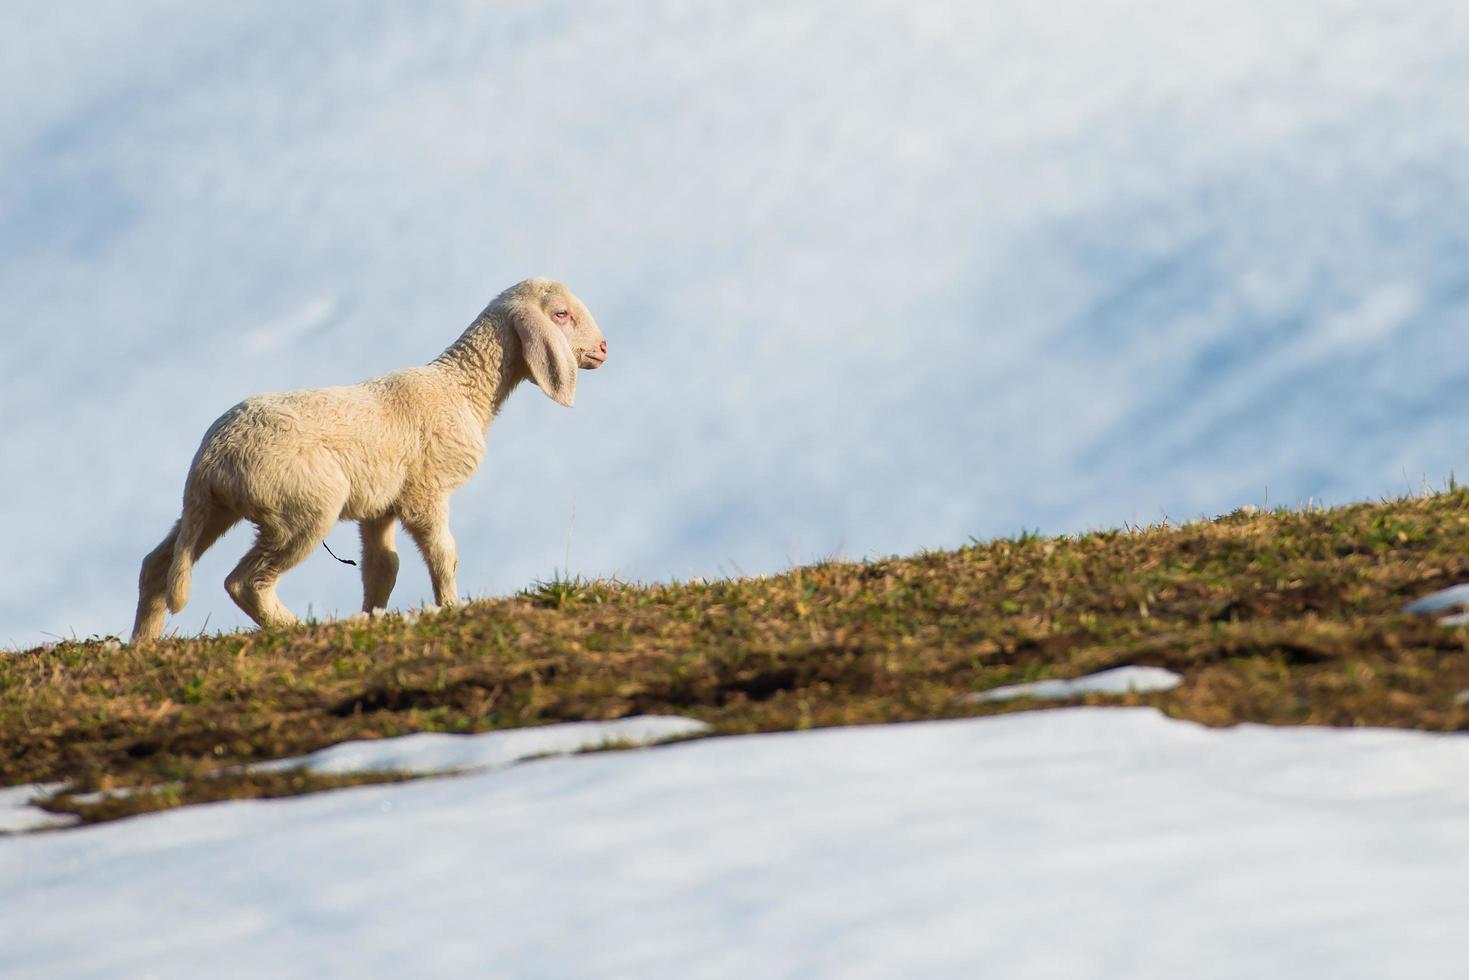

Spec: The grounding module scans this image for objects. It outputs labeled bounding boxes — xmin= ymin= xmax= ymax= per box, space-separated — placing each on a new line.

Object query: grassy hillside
xmin=8 ymin=492 xmax=1469 ymax=824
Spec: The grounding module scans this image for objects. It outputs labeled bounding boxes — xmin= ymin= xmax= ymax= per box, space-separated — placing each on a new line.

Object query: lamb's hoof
xmin=348 ymin=607 xmax=388 ymax=623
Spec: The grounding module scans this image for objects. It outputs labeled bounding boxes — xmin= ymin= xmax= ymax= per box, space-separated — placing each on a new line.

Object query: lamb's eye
xmin=553 ymin=310 xmax=570 ymax=320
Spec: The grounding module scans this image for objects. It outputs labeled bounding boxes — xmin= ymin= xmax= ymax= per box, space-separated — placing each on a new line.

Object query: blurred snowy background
xmin=4 ymin=1 xmax=1469 ymax=646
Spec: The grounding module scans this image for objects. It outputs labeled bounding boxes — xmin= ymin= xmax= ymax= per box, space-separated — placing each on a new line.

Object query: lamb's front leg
xmin=402 ymin=500 xmax=459 ymax=607
xmin=359 ymin=514 xmax=400 ymax=612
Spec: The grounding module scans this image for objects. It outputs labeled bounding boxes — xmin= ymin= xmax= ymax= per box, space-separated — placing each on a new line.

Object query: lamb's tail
xmin=165 ymin=478 xmax=209 ymax=614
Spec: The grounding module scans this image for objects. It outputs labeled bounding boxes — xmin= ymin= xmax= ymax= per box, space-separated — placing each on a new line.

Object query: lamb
xmin=130 ymin=277 xmax=607 ymax=643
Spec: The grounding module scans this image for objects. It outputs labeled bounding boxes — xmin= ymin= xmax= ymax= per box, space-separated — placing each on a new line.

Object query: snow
xmin=1403 ymin=582 xmax=1469 ymax=614
xmin=253 ymin=715 xmax=711 ymax=775
xmin=1403 ymin=584 xmax=1469 ymax=627
xmin=0 ymin=783 xmax=75 ymax=833
xmin=4 ymin=707 xmax=1469 ymax=978
xmin=1404 ymin=583 xmax=1469 ymax=628
xmin=966 ymin=664 xmax=1182 ymax=702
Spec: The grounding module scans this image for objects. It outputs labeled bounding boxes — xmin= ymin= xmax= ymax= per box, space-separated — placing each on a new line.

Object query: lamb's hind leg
xmin=225 ymin=513 xmax=334 ymax=629
xmin=132 ymin=523 xmax=181 ymax=642
xmin=132 ymin=506 xmax=238 ymax=642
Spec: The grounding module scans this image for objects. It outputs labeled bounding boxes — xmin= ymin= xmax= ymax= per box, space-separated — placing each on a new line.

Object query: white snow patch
xmin=253 ymin=715 xmax=711 ymax=776
xmin=0 ymin=783 xmax=76 ymax=833
xmin=1402 ymin=584 xmax=1469 ymax=627
xmin=1403 ymin=583 xmax=1469 ymax=614
xmin=966 ymin=664 xmax=1182 ymax=702
xmin=3 ymin=709 xmax=1469 ymax=976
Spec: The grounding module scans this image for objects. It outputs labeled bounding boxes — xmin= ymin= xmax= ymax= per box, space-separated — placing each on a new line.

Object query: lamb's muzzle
xmin=130 ymin=277 xmax=606 ymax=642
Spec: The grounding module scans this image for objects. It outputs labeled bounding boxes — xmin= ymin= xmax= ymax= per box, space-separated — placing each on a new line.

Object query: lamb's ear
xmin=510 ymin=301 xmax=577 ymax=407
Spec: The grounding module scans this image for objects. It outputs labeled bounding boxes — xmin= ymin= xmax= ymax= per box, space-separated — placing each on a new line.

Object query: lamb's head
xmin=503 ymin=277 xmax=607 ymax=408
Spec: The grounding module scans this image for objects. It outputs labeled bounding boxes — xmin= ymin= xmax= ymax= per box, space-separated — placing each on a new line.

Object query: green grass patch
xmin=9 ymin=491 xmax=1469 ymax=824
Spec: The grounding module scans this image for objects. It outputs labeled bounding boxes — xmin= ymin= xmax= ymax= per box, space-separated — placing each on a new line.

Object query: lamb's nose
xmin=598 ymin=340 xmax=607 ymax=354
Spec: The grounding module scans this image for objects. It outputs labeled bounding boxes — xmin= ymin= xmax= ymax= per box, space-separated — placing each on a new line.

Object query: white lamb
xmin=131 ymin=277 xmax=607 ymax=643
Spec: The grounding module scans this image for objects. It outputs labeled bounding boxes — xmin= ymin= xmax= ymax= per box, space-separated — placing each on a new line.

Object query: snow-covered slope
xmin=3 ymin=708 xmax=1467 ymax=978
xmin=6 ymin=3 xmax=1469 ymax=644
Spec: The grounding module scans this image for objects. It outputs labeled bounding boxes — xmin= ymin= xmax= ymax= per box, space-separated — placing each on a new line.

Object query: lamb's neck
xmin=432 ymin=311 xmax=527 ymax=429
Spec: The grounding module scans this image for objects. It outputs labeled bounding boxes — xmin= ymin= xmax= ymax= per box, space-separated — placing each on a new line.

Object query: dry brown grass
xmin=9 ymin=491 xmax=1469 ymax=823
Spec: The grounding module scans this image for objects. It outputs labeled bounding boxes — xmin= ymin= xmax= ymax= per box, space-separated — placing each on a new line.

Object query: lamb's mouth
xmin=580 ymin=352 xmax=607 ymax=369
